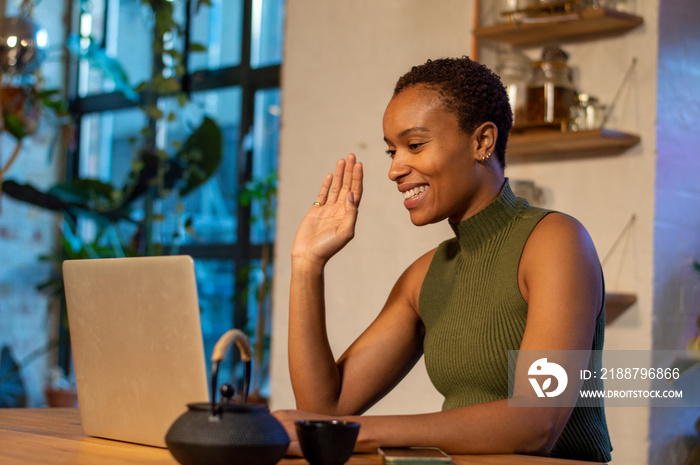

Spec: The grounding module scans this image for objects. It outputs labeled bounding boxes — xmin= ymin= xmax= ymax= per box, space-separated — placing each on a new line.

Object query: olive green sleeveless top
xmin=419 ymin=180 xmax=612 ymax=462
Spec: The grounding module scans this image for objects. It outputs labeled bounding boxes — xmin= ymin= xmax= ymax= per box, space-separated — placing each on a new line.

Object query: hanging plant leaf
xmin=144 ymin=105 xmax=164 ymax=120
xmin=49 ymin=179 xmax=135 ymax=222
xmin=66 ymin=35 xmax=136 ymax=101
xmin=177 ymin=117 xmax=222 ymax=196
xmin=49 ymin=178 xmax=116 ymax=205
xmin=1 ymin=179 xmax=133 ymax=223
xmin=2 ymin=180 xmax=73 ymax=212
xmin=0 ymin=85 xmax=42 ymax=140
xmin=37 ymin=89 xmax=69 ymax=115
xmin=152 ymin=76 xmax=181 ymax=95
xmin=119 ymin=149 xmax=164 ymax=203
xmin=3 ymin=114 xmax=28 ymax=140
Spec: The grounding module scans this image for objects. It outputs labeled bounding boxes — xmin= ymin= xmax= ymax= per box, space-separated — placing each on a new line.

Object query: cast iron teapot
xmin=165 ymin=329 xmax=289 ymax=465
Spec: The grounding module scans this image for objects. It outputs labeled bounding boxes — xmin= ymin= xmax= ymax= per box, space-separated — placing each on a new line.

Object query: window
xmin=66 ymin=0 xmax=284 ymax=400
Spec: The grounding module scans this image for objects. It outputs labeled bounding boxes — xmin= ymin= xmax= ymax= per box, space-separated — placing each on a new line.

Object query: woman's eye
xmin=385 ymin=149 xmax=396 ymax=158
xmin=408 ymin=143 xmax=424 ymax=150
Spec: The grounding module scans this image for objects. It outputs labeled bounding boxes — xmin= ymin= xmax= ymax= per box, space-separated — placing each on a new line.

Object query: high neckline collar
xmin=449 ymin=179 xmax=524 ymax=250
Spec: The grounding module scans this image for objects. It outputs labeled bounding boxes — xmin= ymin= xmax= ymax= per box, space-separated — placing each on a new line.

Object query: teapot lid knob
xmin=219 ymin=383 xmax=235 ymax=403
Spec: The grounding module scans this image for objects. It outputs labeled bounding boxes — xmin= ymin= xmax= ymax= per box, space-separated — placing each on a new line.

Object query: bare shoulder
xmin=525 ymin=212 xmax=597 ymax=257
xmin=405 ymin=247 xmax=438 ymax=287
xmin=410 ymin=247 xmax=438 ymax=273
xmin=520 ymin=212 xmax=602 ymax=322
xmin=388 ymin=247 xmax=437 ymax=318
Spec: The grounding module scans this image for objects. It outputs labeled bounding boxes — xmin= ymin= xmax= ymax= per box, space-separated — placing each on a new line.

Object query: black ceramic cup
xmin=294 ymin=420 xmax=361 ymax=465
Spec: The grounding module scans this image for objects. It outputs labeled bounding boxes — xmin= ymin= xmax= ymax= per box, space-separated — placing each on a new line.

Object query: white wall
xmin=270 ymin=0 xmax=473 ymax=416
xmin=271 ymin=1 xmax=660 ymax=462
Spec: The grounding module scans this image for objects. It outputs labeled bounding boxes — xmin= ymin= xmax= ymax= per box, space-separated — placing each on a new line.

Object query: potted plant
xmin=0 ymin=0 xmax=223 ymax=406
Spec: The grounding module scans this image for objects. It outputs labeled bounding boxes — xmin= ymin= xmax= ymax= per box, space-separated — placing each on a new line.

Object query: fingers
xmin=326 ymin=158 xmax=346 ymax=204
xmin=351 ymin=161 xmax=363 ymax=208
xmin=315 ymin=154 xmax=362 ymax=209
xmin=340 ymin=154 xmax=356 ymax=193
xmin=327 ymin=154 xmax=361 ymax=205
xmin=315 ymin=173 xmax=333 ymax=206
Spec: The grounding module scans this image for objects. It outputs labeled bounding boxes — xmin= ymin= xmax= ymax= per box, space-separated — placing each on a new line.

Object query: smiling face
xmin=383 ymin=84 xmax=497 ymax=226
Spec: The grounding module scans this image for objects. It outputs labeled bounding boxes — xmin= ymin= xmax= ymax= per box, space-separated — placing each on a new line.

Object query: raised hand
xmin=291 ymin=154 xmax=363 ymax=267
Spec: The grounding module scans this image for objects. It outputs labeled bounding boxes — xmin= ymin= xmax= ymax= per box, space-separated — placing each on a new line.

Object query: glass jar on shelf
xmin=491 ymin=0 xmax=525 ymax=24
xmin=597 ymin=0 xmax=636 ymax=13
xmin=526 ymin=46 xmax=577 ymax=126
xmin=570 ymin=93 xmax=607 ymax=131
xmin=496 ymin=48 xmax=532 ymax=127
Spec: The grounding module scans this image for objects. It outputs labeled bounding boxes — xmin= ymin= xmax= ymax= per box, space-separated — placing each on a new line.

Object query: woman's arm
xmin=278 ymin=212 xmax=603 ymax=456
xmin=290 ymin=254 xmax=429 ymax=415
xmin=359 ymin=213 xmax=602 ymax=454
xmin=288 ymin=154 xmax=430 ymax=415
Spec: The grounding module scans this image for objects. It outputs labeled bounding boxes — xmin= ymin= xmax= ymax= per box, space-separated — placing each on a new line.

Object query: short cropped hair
xmin=393 ymin=56 xmax=513 ymax=168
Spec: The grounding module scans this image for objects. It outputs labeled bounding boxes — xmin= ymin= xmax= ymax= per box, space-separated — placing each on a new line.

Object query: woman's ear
xmin=472 ymin=122 xmax=498 ymax=161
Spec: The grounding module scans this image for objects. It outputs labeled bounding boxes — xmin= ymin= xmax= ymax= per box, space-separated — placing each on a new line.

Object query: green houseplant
xmin=2 ymin=0 xmax=279 ymax=408
xmin=239 ymin=172 xmax=277 ymax=402
xmin=0 ymin=0 xmax=222 ymax=407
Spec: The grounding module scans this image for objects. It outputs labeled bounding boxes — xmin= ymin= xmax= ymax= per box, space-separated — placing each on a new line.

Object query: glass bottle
xmin=526 ymin=57 xmax=576 ymax=125
xmin=496 ymin=49 xmax=532 ymax=127
xmin=571 ymin=93 xmax=607 ymax=130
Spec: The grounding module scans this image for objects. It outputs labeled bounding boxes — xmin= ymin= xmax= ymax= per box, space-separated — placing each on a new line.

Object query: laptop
xmin=63 ymin=255 xmax=209 ymax=448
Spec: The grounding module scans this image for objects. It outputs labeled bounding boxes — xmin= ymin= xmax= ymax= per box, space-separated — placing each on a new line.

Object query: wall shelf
xmin=605 ymin=292 xmax=637 ymax=325
xmin=473 ymin=7 xmax=643 ymax=47
xmin=507 ymin=128 xmax=640 ymax=162
xmin=471 ymin=5 xmax=640 ymax=329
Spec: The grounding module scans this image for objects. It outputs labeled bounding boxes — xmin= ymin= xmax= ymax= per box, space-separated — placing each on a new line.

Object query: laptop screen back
xmin=63 ymin=255 xmax=209 ymax=447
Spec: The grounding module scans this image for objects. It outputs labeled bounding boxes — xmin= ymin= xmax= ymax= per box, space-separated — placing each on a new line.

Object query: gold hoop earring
xmin=479 ymin=151 xmax=492 ymax=163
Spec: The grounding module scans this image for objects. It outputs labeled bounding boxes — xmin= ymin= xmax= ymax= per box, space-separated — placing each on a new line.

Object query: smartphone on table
xmin=378 ymin=447 xmax=452 ymax=464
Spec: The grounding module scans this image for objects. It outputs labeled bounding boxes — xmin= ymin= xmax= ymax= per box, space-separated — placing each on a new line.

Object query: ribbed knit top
xmin=419 ymin=180 xmax=612 ymax=462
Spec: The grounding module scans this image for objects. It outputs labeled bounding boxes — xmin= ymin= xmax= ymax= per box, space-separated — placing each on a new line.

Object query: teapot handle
xmin=210 ymin=329 xmax=252 ymax=410
xmin=212 ymin=329 xmax=252 ymax=363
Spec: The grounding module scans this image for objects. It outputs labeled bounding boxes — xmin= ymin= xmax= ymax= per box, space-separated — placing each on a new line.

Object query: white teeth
xmin=403 ymin=185 xmax=428 ymax=200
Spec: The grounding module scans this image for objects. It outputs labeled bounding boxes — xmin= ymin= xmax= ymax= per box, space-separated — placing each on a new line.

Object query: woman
xmin=275 ymin=57 xmax=612 ymax=462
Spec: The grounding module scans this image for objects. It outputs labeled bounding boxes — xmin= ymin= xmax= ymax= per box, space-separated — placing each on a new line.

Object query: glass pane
xmin=251 ymin=0 xmax=285 ymax=68
xmin=80 ymin=0 xmax=106 ymax=45
xmin=78 ymin=0 xmax=154 ymax=96
xmin=249 ymin=88 xmax=280 ymax=244
xmin=76 ymin=108 xmax=146 ymax=250
xmin=189 ymin=0 xmax=243 ymax=72
xmin=195 ymin=259 xmax=236 ymax=392
xmin=79 ymin=108 xmax=146 ymax=187
xmin=244 ymin=258 xmax=273 ymax=398
xmin=157 ymin=87 xmax=243 ymax=245
xmin=76 ymin=0 xmax=106 ymax=97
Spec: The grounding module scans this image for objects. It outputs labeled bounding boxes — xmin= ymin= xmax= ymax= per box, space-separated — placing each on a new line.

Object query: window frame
xmin=62 ymin=0 xmax=282 ymax=384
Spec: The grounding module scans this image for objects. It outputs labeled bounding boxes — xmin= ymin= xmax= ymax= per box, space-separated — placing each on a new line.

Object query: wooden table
xmin=0 ymin=408 xmax=604 ymax=465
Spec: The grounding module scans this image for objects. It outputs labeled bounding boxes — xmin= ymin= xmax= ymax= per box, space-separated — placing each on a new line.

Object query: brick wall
xmin=0 ymin=2 xmax=67 ymax=407
xmin=0 ymin=136 xmax=61 ymax=407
